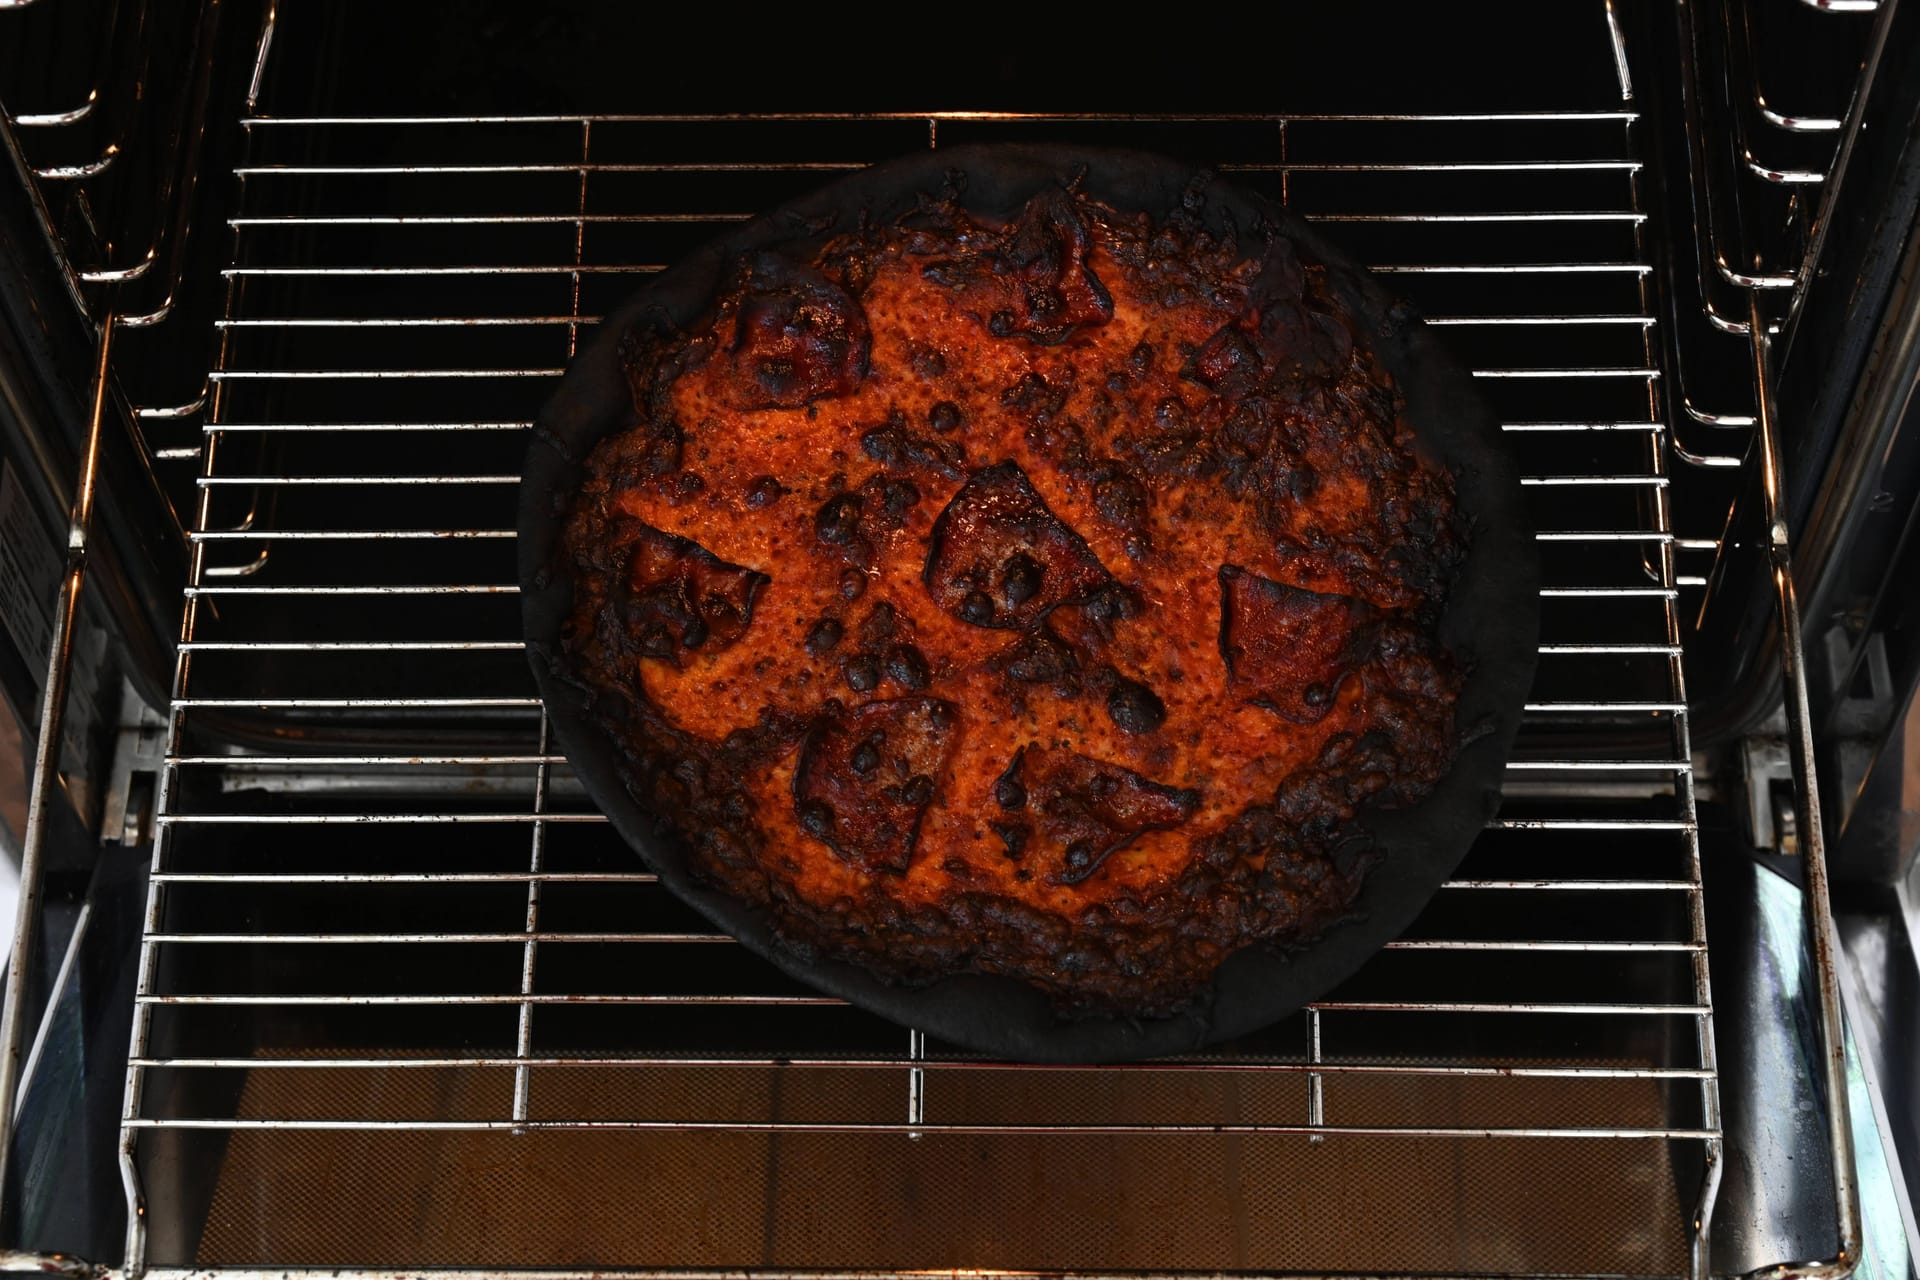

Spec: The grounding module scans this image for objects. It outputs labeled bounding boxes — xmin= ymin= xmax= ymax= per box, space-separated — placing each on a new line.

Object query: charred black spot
xmin=1001 ymin=552 xmax=1044 ymax=609
xmin=862 ymin=417 xmax=963 ymax=480
xmin=857 ymin=602 xmax=898 ymax=648
xmin=804 ymin=618 xmax=844 ymax=657
xmin=994 ymin=748 xmax=1029 ymax=810
xmin=842 ymin=654 xmax=880 ymax=693
xmin=746 ymin=475 xmax=786 ymax=508
xmin=814 ymin=493 xmax=863 ymax=546
xmin=1105 ymin=677 xmax=1168 ymax=734
xmin=1079 ymin=582 xmax=1143 ymax=629
xmin=996 ymin=186 xmax=1115 ymax=344
xmin=989 ymin=629 xmax=1082 ymax=694
xmin=860 ymin=423 xmax=902 ymax=465
xmin=1091 ymin=467 xmax=1149 ymax=534
xmin=797 ymin=801 xmax=835 ymax=839
xmin=1184 ymin=319 xmax=1265 ymax=398
xmin=884 ymin=643 xmax=930 ymax=691
xmin=928 ymin=400 xmax=964 ymax=433
xmin=876 ymin=475 xmax=920 ymax=521
xmin=991 ymin=820 xmax=1031 ymax=861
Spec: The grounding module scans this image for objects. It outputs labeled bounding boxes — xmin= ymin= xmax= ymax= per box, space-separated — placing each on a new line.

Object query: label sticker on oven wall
xmin=0 ymin=461 xmax=59 ymax=678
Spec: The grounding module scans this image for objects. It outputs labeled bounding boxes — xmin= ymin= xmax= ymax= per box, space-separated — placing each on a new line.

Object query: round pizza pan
xmin=519 ymin=143 xmax=1540 ymax=1063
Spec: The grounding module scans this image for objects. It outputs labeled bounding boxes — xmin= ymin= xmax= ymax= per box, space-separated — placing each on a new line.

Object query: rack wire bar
xmin=117 ymin=106 xmax=1721 ymax=1280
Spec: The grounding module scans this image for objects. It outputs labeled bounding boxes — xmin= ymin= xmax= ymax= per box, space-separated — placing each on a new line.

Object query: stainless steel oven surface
xmin=1 ymin=3 xmax=1917 ymax=1278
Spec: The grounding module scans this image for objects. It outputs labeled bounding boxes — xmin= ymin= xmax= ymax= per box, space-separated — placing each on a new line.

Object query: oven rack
xmin=87 ymin=105 xmax=1725 ymax=1280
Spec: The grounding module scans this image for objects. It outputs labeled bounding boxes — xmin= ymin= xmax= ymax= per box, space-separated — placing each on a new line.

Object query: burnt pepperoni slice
xmin=793 ymin=697 xmax=958 ymax=874
xmin=924 ymin=462 xmax=1110 ymax=630
xmin=998 ymin=186 xmax=1114 ymax=344
xmin=998 ymin=186 xmax=1121 ymax=345
xmin=1183 ymin=316 xmax=1266 ymax=399
xmin=725 ymin=252 xmax=871 ymax=408
xmin=995 ymin=748 xmax=1199 ymax=886
xmin=613 ymin=522 xmax=769 ymax=667
xmin=1219 ymin=564 xmax=1381 ymax=723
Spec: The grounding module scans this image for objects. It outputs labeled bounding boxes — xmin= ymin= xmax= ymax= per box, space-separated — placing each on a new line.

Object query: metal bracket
xmin=100 ymin=680 xmax=164 ymax=848
xmin=1742 ymin=735 xmax=1797 ymax=854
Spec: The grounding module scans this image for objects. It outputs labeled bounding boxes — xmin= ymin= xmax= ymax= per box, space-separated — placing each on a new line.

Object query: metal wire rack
xmin=107 ymin=104 xmax=1729 ymax=1279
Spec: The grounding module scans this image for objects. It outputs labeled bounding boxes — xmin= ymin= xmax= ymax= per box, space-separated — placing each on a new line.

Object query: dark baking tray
xmin=519 ymin=143 xmax=1540 ymax=1063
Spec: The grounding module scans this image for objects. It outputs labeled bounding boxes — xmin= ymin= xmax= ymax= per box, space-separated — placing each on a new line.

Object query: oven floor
xmin=200 ymin=1062 xmax=1685 ymax=1273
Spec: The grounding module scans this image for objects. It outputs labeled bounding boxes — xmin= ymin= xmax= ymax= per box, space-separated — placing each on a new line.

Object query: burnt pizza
xmin=549 ymin=166 xmax=1467 ymax=1015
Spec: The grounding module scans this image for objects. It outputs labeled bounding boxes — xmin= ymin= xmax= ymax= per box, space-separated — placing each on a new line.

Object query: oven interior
xmin=2 ymin=3 xmax=1918 ymax=1278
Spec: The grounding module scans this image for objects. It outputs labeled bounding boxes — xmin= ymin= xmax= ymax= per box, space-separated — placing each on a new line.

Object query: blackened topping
xmin=842 ymin=653 xmax=881 ymax=693
xmin=815 ymin=477 xmax=921 ymax=569
xmin=797 ymin=801 xmax=834 ymax=839
xmin=804 ymin=618 xmax=844 ymax=657
xmin=1003 ymin=748 xmax=1200 ymax=886
xmin=745 ymin=475 xmax=786 ymax=508
xmin=725 ymin=252 xmax=870 ymax=408
xmin=860 ymin=422 xmax=901 ymax=465
xmin=857 ymin=601 xmax=899 ymax=648
xmin=1001 ymin=551 xmax=1044 ymax=609
xmin=1062 ymin=841 xmax=1098 ymax=878
xmin=991 ymin=820 xmax=1030 ymax=861
xmin=1127 ymin=341 xmax=1155 ymax=377
xmin=928 ymin=400 xmax=964 ymax=433
xmin=861 ymin=414 xmax=965 ymax=479
xmin=1104 ymin=677 xmax=1168 ymax=735
xmin=988 ymin=628 xmax=1082 ymax=695
xmin=793 ymin=697 xmax=958 ymax=873
xmin=838 ymin=568 xmax=868 ymax=601
xmin=1090 ymin=466 xmax=1150 ymax=536
xmin=884 ymin=643 xmax=930 ymax=691
xmin=924 ymin=462 xmax=1111 ymax=630
xmin=873 ymin=474 xmax=920 ymax=522
xmin=814 ymin=493 xmax=863 ymax=546
xmin=1001 ymin=370 xmax=1070 ymax=422
xmin=1184 ymin=317 xmax=1265 ymax=399
xmin=993 ymin=748 xmax=1029 ymax=809
xmin=1076 ymin=582 xmax=1143 ymax=632
xmin=1219 ymin=564 xmax=1381 ymax=724
xmin=611 ymin=521 xmax=768 ymax=668
xmin=996 ymin=186 xmax=1115 ymax=344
